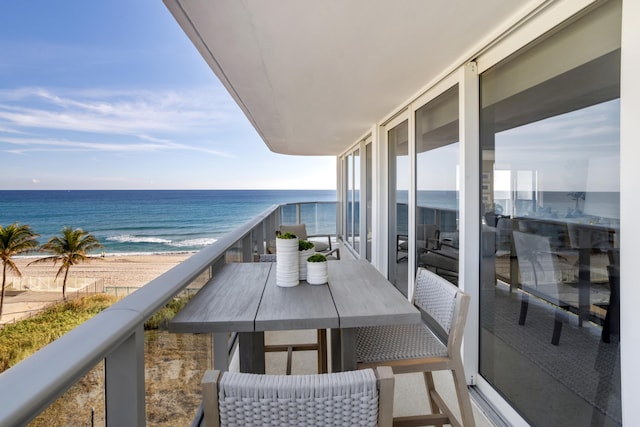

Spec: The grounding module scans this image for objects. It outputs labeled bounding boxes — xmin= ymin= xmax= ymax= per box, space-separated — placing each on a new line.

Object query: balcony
xmin=0 ymin=201 xmax=493 ymax=426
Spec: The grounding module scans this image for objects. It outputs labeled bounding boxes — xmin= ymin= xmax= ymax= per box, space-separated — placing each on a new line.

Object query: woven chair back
xmin=218 ymin=369 xmax=379 ymax=426
xmin=413 ymin=267 xmax=458 ymax=338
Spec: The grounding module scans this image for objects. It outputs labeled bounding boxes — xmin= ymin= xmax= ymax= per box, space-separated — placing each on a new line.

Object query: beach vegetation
xmin=0 ymin=222 xmax=40 ymax=317
xmin=0 ymin=294 xmax=117 ymax=372
xmin=307 ymin=253 xmax=327 ymax=262
xmin=29 ymin=227 xmax=103 ymax=300
xmin=1 ymin=293 xmax=205 ymax=425
xmin=144 ymin=296 xmax=191 ymax=330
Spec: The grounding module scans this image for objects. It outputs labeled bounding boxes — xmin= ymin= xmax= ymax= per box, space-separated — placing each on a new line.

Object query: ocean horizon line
xmin=1 ymin=188 xmax=337 ymax=192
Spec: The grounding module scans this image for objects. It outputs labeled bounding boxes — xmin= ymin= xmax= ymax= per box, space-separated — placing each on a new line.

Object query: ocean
xmin=0 ymin=190 xmax=336 ymax=256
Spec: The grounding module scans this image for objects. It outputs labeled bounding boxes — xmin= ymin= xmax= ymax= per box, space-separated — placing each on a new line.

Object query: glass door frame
xmin=410 ymin=68 xmax=480 ymax=385
xmin=342 ymin=137 xmax=371 ymax=258
xmin=380 ymin=110 xmax=411 ymax=291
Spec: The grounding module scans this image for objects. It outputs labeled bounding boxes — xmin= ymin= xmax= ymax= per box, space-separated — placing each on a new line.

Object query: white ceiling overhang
xmin=164 ymin=0 xmax=544 ymax=156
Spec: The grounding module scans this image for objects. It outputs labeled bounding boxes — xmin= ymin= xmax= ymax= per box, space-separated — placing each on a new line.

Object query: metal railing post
xmin=255 ymin=223 xmax=265 ymax=255
xmin=105 ymin=325 xmax=145 ymax=427
xmin=242 ymin=233 xmax=252 ymax=262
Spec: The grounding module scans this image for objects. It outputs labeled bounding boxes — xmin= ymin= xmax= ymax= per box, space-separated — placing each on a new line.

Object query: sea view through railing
xmin=0 ymin=190 xmax=337 ymax=256
xmin=0 ymin=194 xmax=337 ymax=426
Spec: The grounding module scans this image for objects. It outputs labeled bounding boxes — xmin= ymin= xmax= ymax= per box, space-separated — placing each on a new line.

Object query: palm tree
xmin=0 ymin=223 xmax=40 ymax=317
xmin=30 ymin=227 xmax=103 ymax=300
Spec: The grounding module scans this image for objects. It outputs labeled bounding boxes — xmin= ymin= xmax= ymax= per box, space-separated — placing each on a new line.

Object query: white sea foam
xmin=169 ymin=237 xmax=217 ymax=247
xmin=106 ymin=235 xmax=172 ymax=244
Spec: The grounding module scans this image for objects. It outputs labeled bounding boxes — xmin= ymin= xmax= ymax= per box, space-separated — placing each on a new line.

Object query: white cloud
xmin=0 ymin=86 xmax=242 ymax=157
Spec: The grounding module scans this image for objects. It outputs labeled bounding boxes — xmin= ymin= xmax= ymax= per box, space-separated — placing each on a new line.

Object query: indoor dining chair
xmin=355 ymin=267 xmax=475 ymax=427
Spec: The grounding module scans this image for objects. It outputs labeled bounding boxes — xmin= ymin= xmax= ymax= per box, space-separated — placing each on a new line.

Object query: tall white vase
xmin=298 ymin=246 xmax=315 ymax=280
xmin=276 ymin=237 xmax=299 ymax=287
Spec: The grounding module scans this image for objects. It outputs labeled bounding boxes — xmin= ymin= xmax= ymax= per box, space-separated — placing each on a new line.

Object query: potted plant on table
xmin=306 ymin=253 xmax=328 ymax=285
xmin=276 ymin=232 xmax=299 ymax=287
xmin=298 ymin=240 xmax=315 ymax=281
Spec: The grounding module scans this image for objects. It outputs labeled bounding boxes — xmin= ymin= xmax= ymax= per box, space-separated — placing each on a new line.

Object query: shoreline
xmin=9 ymin=252 xmax=194 ymax=288
xmin=2 ymin=252 xmax=194 ymax=324
xmin=13 ymin=250 xmax=198 ymax=260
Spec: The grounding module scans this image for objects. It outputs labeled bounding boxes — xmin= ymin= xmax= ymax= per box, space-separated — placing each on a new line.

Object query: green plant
xmin=298 ymin=240 xmax=314 ymax=251
xmin=144 ymin=296 xmax=191 ymax=330
xmin=29 ymin=227 xmax=103 ymax=300
xmin=0 ymin=294 xmax=117 ymax=372
xmin=277 ymin=232 xmax=297 ymax=239
xmin=307 ymin=253 xmax=327 ymax=262
xmin=0 ymin=222 xmax=40 ymax=317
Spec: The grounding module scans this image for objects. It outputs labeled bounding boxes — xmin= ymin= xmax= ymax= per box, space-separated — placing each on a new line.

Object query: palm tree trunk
xmin=0 ymin=263 xmax=6 ymax=318
xmin=62 ymin=266 xmax=70 ymax=301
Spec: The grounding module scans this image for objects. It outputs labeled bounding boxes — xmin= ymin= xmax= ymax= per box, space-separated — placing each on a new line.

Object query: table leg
xmin=213 ymin=332 xmax=229 ymax=371
xmin=341 ymin=328 xmax=357 ymax=372
xmin=330 ymin=329 xmax=342 ymax=372
xmin=239 ymin=332 xmax=265 ymax=373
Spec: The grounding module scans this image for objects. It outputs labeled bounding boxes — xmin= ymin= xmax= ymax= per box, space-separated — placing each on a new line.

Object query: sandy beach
xmin=1 ymin=253 xmax=193 ymax=324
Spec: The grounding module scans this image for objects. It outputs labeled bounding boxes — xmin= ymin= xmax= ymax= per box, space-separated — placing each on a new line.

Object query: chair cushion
xmin=356 ymin=323 xmax=448 ymax=364
xmin=309 ymin=240 xmax=329 ymax=252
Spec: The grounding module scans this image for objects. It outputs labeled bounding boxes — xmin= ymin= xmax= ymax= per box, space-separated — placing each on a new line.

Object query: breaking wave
xmin=107 ymin=235 xmax=172 ymax=244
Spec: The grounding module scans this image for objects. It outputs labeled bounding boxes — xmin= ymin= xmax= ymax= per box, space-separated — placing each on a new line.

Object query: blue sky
xmin=0 ymin=1 xmax=336 ymax=190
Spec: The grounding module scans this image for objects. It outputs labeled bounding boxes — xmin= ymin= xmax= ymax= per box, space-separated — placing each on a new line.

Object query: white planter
xmin=276 ymin=237 xmax=299 ymax=287
xmin=306 ymin=259 xmax=328 ymax=285
xmin=298 ymin=247 xmax=315 ymax=280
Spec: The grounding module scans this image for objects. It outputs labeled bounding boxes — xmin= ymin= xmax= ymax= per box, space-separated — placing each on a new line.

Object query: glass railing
xmin=0 ymin=201 xmax=337 ymax=426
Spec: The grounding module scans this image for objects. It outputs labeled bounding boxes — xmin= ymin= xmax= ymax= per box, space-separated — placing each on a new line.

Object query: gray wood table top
xmin=170 ymin=259 xmax=419 ymax=334
xmin=328 ymin=259 xmax=420 ymax=328
xmin=169 ymin=262 xmax=271 ymax=334
xmin=255 ymin=266 xmax=339 ymax=331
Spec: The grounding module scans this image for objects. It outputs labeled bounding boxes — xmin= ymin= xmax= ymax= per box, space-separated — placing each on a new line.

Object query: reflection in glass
xmin=414 ymin=85 xmax=459 ymax=285
xmin=479 ymin=3 xmax=621 ymax=425
xmin=388 ymin=120 xmax=409 ymax=296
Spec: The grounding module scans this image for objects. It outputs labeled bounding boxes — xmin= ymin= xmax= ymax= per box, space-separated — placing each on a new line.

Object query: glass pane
xmin=479 ymin=3 xmax=621 ymax=426
xmin=415 ymin=85 xmax=459 ymax=286
xmin=388 ymin=119 xmax=409 ymax=296
xmin=300 ymin=202 xmax=336 ymax=236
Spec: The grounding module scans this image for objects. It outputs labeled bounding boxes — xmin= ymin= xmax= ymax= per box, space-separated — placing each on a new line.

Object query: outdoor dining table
xmin=169 ymin=259 xmax=420 ymax=373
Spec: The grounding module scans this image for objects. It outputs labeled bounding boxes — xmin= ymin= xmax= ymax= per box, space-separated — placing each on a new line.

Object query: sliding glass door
xmin=479 ymin=2 xmax=621 ymax=425
xmin=415 ymin=85 xmax=459 ymax=285
xmin=388 ymin=119 xmax=409 ymax=296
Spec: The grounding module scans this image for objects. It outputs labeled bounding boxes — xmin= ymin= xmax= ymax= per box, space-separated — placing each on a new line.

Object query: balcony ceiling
xmin=164 ymin=0 xmax=540 ymax=156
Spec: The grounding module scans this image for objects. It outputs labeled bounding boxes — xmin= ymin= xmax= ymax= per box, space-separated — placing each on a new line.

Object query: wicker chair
xmin=201 ymin=367 xmax=394 ymax=427
xmin=270 ymin=224 xmax=340 ymax=259
xmin=355 ymin=267 xmax=475 ymax=427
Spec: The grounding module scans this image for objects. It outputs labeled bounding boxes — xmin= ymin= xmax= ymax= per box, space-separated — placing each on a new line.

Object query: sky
xmin=0 ymin=1 xmax=336 ymax=190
